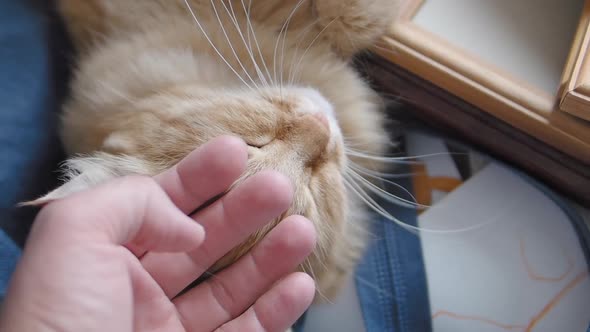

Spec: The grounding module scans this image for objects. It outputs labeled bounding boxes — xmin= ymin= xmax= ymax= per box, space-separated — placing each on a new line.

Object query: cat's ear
xmin=22 ymin=153 xmax=154 ymax=207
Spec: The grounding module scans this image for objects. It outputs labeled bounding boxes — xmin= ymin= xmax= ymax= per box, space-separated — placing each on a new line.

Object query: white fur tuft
xmin=23 ymin=153 xmax=154 ymax=206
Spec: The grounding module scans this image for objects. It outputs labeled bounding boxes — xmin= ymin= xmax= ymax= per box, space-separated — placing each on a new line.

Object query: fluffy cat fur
xmin=40 ymin=0 xmax=399 ymax=301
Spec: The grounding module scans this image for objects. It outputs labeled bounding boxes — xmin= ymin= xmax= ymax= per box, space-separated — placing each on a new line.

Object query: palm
xmin=129 ymin=137 xmax=316 ymax=331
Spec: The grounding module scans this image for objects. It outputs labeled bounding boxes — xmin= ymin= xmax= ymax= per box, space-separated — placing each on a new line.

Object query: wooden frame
xmin=560 ymin=8 xmax=590 ymax=121
xmin=359 ymin=54 xmax=590 ymax=205
xmin=375 ymin=0 xmax=590 ymax=163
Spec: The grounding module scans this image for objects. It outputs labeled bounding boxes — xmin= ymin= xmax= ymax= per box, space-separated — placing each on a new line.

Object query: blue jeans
xmin=0 ymin=0 xmax=68 ymax=301
xmin=0 ymin=0 xmax=67 ymax=248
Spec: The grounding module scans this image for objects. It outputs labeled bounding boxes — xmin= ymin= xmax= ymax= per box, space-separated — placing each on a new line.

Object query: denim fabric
xmin=0 ymin=230 xmax=20 ymax=301
xmin=292 ymin=312 xmax=307 ymax=331
xmin=292 ymin=171 xmax=431 ymax=332
xmin=355 ymin=172 xmax=432 ymax=332
xmin=0 ymin=0 xmax=67 ymax=247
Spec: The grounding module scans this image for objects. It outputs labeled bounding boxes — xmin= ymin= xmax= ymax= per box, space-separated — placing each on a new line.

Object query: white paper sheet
xmin=419 ymin=163 xmax=590 ymax=332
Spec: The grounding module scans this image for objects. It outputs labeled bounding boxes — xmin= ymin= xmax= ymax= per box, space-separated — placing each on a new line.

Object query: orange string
xmin=519 ymin=237 xmax=574 ymax=282
xmin=525 ymin=271 xmax=589 ymax=332
xmin=432 ymin=310 xmax=526 ymax=330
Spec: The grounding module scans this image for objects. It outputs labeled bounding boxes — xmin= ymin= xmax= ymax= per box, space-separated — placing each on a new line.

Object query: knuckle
xmin=214 ymin=325 xmax=230 ymax=332
xmin=117 ymin=175 xmax=164 ymax=202
xmin=119 ymin=175 xmax=159 ymax=192
xmin=34 ymin=199 xmax=80 ymax=232
xmin=208 ymin=277 xmax=239 ymax=318
xmin=39 ymin=196 xmax=77 ymax=221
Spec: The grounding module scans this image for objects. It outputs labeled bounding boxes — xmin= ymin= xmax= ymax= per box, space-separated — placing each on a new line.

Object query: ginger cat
xmin=39 ymin=0 xmax=400 ymax=302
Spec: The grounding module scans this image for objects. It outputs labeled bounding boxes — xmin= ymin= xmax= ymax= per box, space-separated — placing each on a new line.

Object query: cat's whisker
xmin=342 ymin=136 xmax=399 ymax=152
xmin=347 ymin=161 xmax=422 ymax=179
xmin=273 ymin=0 xmax=308 ymax=95
xmin=287 ymin=17 xmax=321 ymax=86
xmin=279 ymin=0 xmax=308 ymax=91
xmin=241 ymin=0 xmax=274 ymax=86
xmin=306 ymin=243 xmax=331 ymax=274
xmin=291 ymin=16 xmax=339 ymax=84
xmin=344 ymin=174 xmax=421 ymax=234
xmin=210 ymin=0 xmax=261 ymax=91
xmin=354 ymin=275 xmax=392 ymax=298
xmin=345 ymin=149 xmax=466 ymax=164
xmin=183 ymin=0 xmax=255 ymax=92
xmin=302 ymin=258 xmax=335 ymax=305
xmin=221 ymin=0 xmax=269 ymax=87
xmin=346 ymin=167 xmax=428 ymax=209
xmin=345 ymin=174 xmax=507 ymax=234
xmin=244 ymin=1 xmax=253 ymax=64
xmin=100 ymin=82 xmax=139 ymax=104
xmin=346 ymin=146 xmax=402 ymax=158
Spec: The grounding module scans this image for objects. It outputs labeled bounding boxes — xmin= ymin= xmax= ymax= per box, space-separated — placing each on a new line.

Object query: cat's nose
xmin=278 ymin=112 xmax=331 ymax=165
xmin=311 ymin=112 xmax=330 ymax=133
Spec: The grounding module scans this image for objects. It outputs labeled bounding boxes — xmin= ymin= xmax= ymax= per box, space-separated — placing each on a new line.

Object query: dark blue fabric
xmin=0 ymin=230 xmax=20 ymax=301
xmin=0 ymin=0 xmax=67 ymax=247
xmin=355 ymin=171 xmax=432 ymax=332
xmin=0 ymin=0 xmax=69 ymax=299
xmin=292 ymin=312 xmax=307 ymax=331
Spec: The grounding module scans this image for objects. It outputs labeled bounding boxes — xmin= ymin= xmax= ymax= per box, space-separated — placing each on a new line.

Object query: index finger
xmin=154 ymin=136 xmax=248 ymax=214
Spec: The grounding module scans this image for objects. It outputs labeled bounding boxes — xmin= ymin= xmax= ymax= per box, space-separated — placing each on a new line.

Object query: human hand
xmin=0 ymin=136 xmax=317 ymax=332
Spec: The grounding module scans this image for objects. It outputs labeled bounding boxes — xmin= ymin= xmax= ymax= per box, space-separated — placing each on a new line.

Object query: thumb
xmin=34 ymin=175 xmax=205 ymax=254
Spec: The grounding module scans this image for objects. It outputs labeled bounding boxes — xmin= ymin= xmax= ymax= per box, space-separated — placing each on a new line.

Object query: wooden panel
xmin=561 ymin=2 xmax=590 ymax=121
xmin=374 ymin=0 xmax=590 ymax=163
xmin=356 ymin=54 xmax=590 ymax=205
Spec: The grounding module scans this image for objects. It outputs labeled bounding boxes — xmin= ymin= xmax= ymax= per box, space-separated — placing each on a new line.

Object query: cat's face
xmin=133 ymin=85 xmax=350 ymax=274
xmin=37 ymin=84 xmax=355 ymax=282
